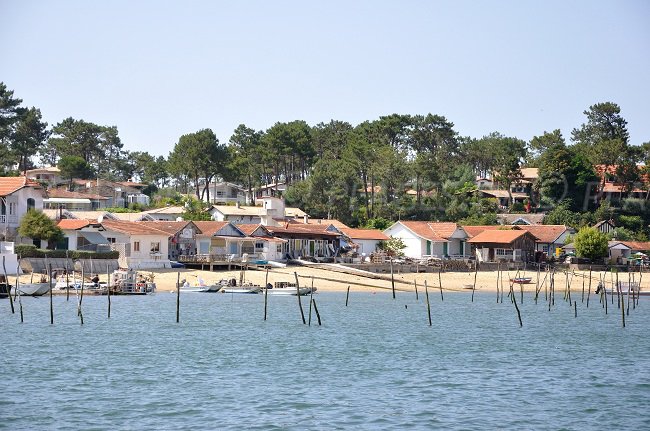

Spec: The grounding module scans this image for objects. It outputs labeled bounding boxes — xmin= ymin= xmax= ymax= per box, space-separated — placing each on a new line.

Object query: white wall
xmin=383 ymin=223 xmax=425 ymax=259
xmin=354 ymin=239 xmax=381 ymax=255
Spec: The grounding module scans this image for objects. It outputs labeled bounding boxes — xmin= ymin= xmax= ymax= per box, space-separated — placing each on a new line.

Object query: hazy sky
xmin=2 ymin=0 xmax=649 ymax=157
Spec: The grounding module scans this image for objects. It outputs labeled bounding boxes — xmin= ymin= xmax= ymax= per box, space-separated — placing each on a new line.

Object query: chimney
xmin=303 ymin=214 xmax=308 ymax=224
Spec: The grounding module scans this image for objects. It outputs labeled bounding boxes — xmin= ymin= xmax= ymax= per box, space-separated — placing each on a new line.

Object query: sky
xmin=2 ymin=0 xmax=649 ymax=157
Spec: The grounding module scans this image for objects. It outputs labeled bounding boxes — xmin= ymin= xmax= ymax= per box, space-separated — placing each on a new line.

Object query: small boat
xmin=605 ymin=282 xmax=650 ymax=297
xmin=266 ymin=281 xmax=316 ymax=296
xmin=11 ymin=283 xmax=52 ymax=296
xmin=510 ymin=277 xmax=532 ymax=284
xmin=180 ymin=278 xmax=226 ymax=293
xmin=222 ymin=282 xmax=261 ymax=294
xmin=55 ymin=278 xmax=82 ymax=290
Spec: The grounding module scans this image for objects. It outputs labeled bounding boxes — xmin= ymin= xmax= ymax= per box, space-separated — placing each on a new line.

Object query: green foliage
xmin=58 ymin=155 xmax=94 ymax=183
xmin=608 ymin=227 xmax=634 ymax=241
xmin=180 ymin=196 xmax=212 ymax=221
xmin=617 ymin=214 xmax=644 ymax=233
xmin=377 ymin=236 xmax=406 ymax=257
xmin=361 ymin=217 xmax=392 ymax=231
xmin=102 ymin=207 xmax=140 ymax=213
xmin=17 ymin=210 xmax=65 ymax=249
xmin=544 ymin=201 xmax=581 ymax=228
xmin=458 ymin=213 xmax=498 ymax=226
xmin=574 ymin=227 xmax=609 ymax=261
xmin=14 ymin=244 xmax=118 ymax=259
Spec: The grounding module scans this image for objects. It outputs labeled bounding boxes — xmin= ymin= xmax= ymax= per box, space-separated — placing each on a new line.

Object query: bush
xmin=13 ymin=247 xmax=119 ymax=260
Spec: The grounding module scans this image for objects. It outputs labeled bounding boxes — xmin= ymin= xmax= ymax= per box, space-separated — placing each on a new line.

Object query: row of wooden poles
xmin=4 ymin=254 xmax=642 ymax=329
xmin=2 ymin=255 xmax=114 ymax=325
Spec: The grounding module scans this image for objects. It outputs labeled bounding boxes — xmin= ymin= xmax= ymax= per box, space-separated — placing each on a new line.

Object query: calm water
xmin=1 ymin=289 xmax=649 ymax=430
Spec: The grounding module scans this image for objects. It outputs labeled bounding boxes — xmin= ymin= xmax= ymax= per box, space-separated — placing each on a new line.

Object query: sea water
xmin=1 ymin=291 xmax=649 ymax=430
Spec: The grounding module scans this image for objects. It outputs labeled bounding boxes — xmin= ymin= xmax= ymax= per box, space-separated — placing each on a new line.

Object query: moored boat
xmin=510 ymin=277 xmax=532 ymax=284
xmin=222 ymin=282 xmax=261 ymax=294
xmin=105 ymin=269 xmax=156 ymax=295
xmin=266 ymin=281 xmax=316 ymax=296
xmin=11 ymin=283 xmax=52 ymax=296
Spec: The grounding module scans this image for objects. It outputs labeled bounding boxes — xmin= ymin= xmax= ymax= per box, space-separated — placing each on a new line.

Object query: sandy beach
xmin=12 ymin=264 xmax=623 ymax=295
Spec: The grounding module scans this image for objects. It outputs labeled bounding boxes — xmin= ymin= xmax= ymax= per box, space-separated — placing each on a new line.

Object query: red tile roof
xmin=192 ymin=221 xmax=231 ymax=236
xmin=467 ymin=229 xmax=535 ymax=244
xmin=101 ymin=220 xmax=171 ymax=236
xmin=516 ymin=225 xmax=569 ymax=243
xmin=340 ymin=228 xmax=389 ymax=241
xmin=57 ymin=219 xmax=91 ymax=230
xmin=47 ymin=189 xmax=109 ymax=200
xmin=398 ymin=221 xmax=460 ymax=241
xmin=268 ymin=224 xmax=341 ymax=236
xmin=292 ymin=218 xmax=350 ymax=229
xmin=621 ymin=241 xmax=650 ymax=252
xmin=0 ymin=177 xmax=42 ymax=196
xmin=235 ymin=224 xmax=264 ymax=236
xmin=138 ymin=221 xmax=194 ymax=236
xmin=462 ymin=225 xmax=516 ymax=238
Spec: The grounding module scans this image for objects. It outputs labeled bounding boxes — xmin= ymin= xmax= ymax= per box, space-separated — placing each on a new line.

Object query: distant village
xmin=2 ymin=162 xmax=648 ymax=270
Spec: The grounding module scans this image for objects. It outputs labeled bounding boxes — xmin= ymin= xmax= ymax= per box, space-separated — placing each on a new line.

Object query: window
xmin=542 ymin=245 xmax=549 ymax=254
xmin=26 ymin=198 xmax=35 ymax=210
xmin=9 ymin=202 xmax=17 ymax=215
xmin=107 ymin=237 xmax=116 ymax=244
xmin=150 ymin=242 xmax=160 ymax=253
xmin=133 ymin=241 xmax=140 ymax=252
xmin=496 ymin=248 xmax=514 ymax=257
xmin=255 ymin=241 xmax=264 ymax=250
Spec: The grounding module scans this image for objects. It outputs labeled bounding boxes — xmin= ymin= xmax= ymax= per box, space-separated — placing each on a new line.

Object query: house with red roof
xmin=383 ymin=221 xmax=469 ymax=259
xmin=235 ymin=223 xmax=286 ymax=261
xmin=56 ymin=219 xmax=110 ymax=252
xmin=266 ymin=222 xmax=343 ymax=260
xmin=467 ymin=229 xmax=538 ymax=262
xmin=101 ymin=220 xmax=172 ymax=269
xmin=516 ymin=224 xmax=574 ymax=258
xmin=0 ymin=176 xmax=45 ymax=241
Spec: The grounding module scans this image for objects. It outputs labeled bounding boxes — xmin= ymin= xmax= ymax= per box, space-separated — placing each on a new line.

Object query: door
xmin=426 ymin=240 xmax=431 ymax=256
xmin=443 ymin=242 xmax=448 ymax=257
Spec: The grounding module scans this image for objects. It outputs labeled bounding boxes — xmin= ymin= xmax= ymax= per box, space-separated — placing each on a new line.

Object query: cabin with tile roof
xmin=516 ymin=224 xmax=574 ymax=258
xmin=339 ymin=228 xmax=389 ymax=256
xmin=0 ymin=177 xmax=45 ymax=241
xmin=383 ymin=221 xmax=469 ymax=259
xmin=139 ymin=221 xmax=201 ymax=260
xmin=100 ymin=220 xmax=171 ymax=269
xmin=467 ymin=229 xmax=538 ymax=262
xmin=56 ymin=219 xmax=110 ymax=251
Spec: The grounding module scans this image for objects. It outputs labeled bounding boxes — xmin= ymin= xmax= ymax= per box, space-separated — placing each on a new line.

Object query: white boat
xmin=55 ymin=278 xmax=82 ymax=290
xmin=222 ymin=282 xmax=261 ymax=294
xmin=11 ymin=283 xmax=52 ymax=296
xmin=266 ymin=281 xmax=316 ymax=296
xmin=180 ymin=279 xmax=225 ymax=293
xmin=107 ymin=269 xmax=156 ymax=295
xmin=607 ymin=282 xmax=650 ymax=297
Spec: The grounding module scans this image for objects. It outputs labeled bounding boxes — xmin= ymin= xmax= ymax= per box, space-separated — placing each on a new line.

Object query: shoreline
xmin=9 ymin=265 xmax=630 ymax=295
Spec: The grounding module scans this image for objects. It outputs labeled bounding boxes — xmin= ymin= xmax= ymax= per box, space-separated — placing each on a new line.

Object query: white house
xmin=192 ymin=221 xmax=252 ymax=258
xmin=25 ymin=166 xmax=63 ymax=186
xmin=209 ymin=197 xmax=307 ymax=227
xmin=236 ymin=223 xmax=286 ymax=261
xmin=203 ymin=181 xmax=247 ymax=205
xmin=141 ymin=206 xmax=186 ymax=221
xmin=383 ymin=221 xmax=469 ymax=259
xmin=56 ymin=219 xmax=110 ymax=251
xmin=101 ymin=220 xmax=171 ymax=269
xmin=0 ymin=177 xmax=44 ymax=242
xmin=209 ymin=204 xmax=264 ymax=224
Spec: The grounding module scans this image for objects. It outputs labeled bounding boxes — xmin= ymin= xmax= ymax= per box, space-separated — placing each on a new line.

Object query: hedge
xmin=14 ymin=244 xmax=119 ymax=259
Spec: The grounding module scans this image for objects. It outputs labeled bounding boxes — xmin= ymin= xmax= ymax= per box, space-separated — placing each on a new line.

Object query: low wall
xmin=20 ymin=258 xmax=120 ymax=274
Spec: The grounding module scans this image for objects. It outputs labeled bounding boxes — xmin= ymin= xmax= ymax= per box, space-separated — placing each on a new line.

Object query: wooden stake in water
xmin=311 ymin=298 xmax=322 ymax=326
xmin=294 ymin=272 xmax=306 ymax=324
xmin=414 ymin=280 xmax=419 ymax=301
xmin=2 ymin=256 xmax=14 ymax=314
xmin=345 ymin=285 xmax=350 ymax=307
xmin=574 ymin=301 xmax=577 ymax=318
xmin=78 ymin=269 xmax=84 ymax=325
xmin=586 ymin=266 xmax=592 ymax=308
xmin=390 ymin=258 xmax=396 ymax=299
xmin=308 ymin=277 xmax=315 ymax=326
xmin=65 ymin=250 xmax=70 ymax=301
xmin=438 ymin=267 xmax=444 ymax=301
xmin=48 ymin=263 xmax=54 ymax=324
xmin=424 ymin=280 xmax=432 ymax=326
xmin=264 ymin=267 xmax=269 ymax=321
xmin=621 ymin=283 xmax=626 ymax=328
xmin=471 ymin=263 xmax=478 ymax=303
xmin=496 ymin=262 xmax=500 ymax=303
xmin=105 ymin=263 xmax=111 ymax=318
xmin=510 ymin=284 xmax=522 ymax=327
xmin=176 ymin=272 xmax=180 ymax=323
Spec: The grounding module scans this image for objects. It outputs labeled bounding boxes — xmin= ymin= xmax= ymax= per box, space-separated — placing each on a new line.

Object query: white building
xmin=339 ymin=228 xmax=389 ymax=255
xmin=101 ymin=220 xmax=171 ymax=269
xmin=383 ymin=221 xmax=469 ymax=259
xmin=0 ymin=177 xmax=45 ymax=241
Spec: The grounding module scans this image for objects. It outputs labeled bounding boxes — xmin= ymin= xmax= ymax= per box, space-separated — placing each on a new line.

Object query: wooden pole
xmin=311 ymin=298 xmax=321 ymax=325
xmin=49 ymin=265 xmax=54 ymax=325
xmin=294 ymin=271 xmax=306 ymax=324
xmin=627 ymin=271 xmax=632 ymax=316
xmin=308 ymin=277 xmax=315 ymax=326
xmin=176 ymin=271 xmax=180 ymax=323
xmin=414 ymin=280 xmax=419 ymax=301
xmin=390 ymin=258 xmax=396 ymax=299
xmin=621 ymin=281 xmax=626 ymax=328
xmin=65 ymin=250 xmax=70 ymax=301
xmin=424 ymin=280 xmax=432 ymax=326
xmin=345 ymin=285 xmax=350 ymax=307
xmin=471 ymin=260 xmax=478 ymax=304
xmin=511 ymin=284 xmax=522 ymax=327
xmin=586 ymin=266 xmax=592 ymax=308
xmin=438 ymin=267 xmax=444 ymax=301
xmin=78 ymin=267 xmax=84 ymax=325
xmin=574 ymin=300 xmax=577 ymax=318
xmin=496 ymin=263 xmax=500 ymax=303
xmin=107 ymin=263 xmax=111 ymax=318
xmin=264 ymin=267 xmax=269 ymax=321
xmin=2 ymin=256 xmax=14 ymax=314
xmin=16 ymin=277 xmax=23 ymax=323
xmin=616 ymin=271 xmax=621 ymax=309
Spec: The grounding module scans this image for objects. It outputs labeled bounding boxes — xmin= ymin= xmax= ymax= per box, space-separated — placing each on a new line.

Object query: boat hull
xmin=267 ymin=287 xmax=316 ymax=296
xmin=222 ymin=286 xmax=261 ymax=294
xmin=11 ymin=283 xmax=52 ymax=296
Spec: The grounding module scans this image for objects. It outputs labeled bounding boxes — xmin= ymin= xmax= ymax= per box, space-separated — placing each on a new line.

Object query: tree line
xmin=2 ymin=82 xmax=649 ymax=236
